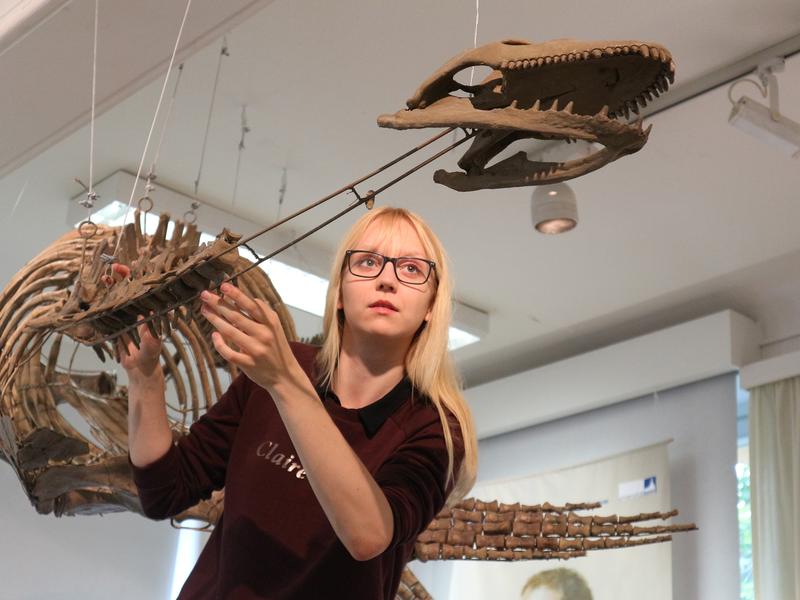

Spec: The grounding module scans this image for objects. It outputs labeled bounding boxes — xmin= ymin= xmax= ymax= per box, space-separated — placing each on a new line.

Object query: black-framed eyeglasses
xmin=345 ymin=250 xmax=436 ymax=285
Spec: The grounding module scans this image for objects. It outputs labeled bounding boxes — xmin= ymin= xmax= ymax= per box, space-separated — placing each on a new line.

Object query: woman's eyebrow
xmin=358 ymin=246 xmax=427 ymax=257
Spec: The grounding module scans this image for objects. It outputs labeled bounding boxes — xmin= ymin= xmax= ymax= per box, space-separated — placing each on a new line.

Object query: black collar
xmin=317 ymin=377 xmax=413 ymax=438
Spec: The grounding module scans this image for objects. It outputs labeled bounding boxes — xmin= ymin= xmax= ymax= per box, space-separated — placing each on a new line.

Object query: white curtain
xmin=750 ymin=376 xmax=800 ymax=600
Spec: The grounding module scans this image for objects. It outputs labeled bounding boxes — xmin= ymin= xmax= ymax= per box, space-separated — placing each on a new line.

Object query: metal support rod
xmin=58 ymin=127 xmax=473 ymax=345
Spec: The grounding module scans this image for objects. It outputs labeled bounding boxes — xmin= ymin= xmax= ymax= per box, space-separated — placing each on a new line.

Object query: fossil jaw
xmin=378 ymin=38 xmax=675 ymax=190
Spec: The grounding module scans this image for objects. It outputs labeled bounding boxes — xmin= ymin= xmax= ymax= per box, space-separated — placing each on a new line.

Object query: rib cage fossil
xmin=0 ymin=37 xmax=692 ymax=600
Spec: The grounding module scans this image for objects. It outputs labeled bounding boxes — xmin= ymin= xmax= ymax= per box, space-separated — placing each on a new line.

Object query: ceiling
xmin=1 ymin=0 xmax=800 ymax=387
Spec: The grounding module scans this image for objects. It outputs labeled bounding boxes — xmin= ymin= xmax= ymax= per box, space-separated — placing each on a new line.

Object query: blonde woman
xmin=122 ymin=206 xmax=478 ymax=600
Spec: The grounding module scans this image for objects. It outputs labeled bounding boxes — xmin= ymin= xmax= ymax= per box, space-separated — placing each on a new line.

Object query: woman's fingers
xmin=219 ymin=283 xmax=272 ymax=325
xmin=210 ymin=330 xmax=255 ymax=369
xmin=201 ymin=303 xmax=261 ymax=354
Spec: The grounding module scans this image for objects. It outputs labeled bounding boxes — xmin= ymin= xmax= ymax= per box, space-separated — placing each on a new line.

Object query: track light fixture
xmin=728 ymin=57 xmax=800 ymax=158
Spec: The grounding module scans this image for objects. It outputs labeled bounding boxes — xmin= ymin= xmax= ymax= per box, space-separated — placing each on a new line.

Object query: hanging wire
xmin=74 ymin=0 xmax=101 ymax=288
xmin=455 ymin=0 xmax=480 ymax=145
xmin=147 ymin=63 xmax=186 ymax=181
xmin=194 ymin=37 xmax=230 ymax=202
xmin=85 ymin=0 xmax=100 ymax=220
xmin=231 ymin=104 xmax=250 ymax=207
xmin=276 ymin=166 xmax=287 ymax=222
xmin=469 ymin=0 xmax=480 ymax=87
xmin=111 ymin=0 xmax=193 ymax=260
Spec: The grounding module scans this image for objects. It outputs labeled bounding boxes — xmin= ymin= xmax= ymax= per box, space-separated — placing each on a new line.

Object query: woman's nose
xmin=375 ymin=262 xmax=398 ymax=289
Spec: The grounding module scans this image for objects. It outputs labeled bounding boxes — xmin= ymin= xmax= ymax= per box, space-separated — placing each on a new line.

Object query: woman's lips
xmin=369 ymin=301 xmax=398 ymax=312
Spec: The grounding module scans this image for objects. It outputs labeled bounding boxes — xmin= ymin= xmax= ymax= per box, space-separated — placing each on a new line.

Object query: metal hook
xmin=78 ymin=220 xmax=98 ymax=239
xmin=184 ymin=200 xmax=201 ymax=225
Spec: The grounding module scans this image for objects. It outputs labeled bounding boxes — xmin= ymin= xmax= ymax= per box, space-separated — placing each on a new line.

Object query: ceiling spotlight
xmin=728 ymin=57 xmax=800 ymax=158
xmin=531 ymin=182 xmax=578 ymax=234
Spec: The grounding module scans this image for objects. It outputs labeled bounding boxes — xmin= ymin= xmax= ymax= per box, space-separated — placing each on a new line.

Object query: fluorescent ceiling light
xmin=81 ymin=201 xmax=484 ymax=350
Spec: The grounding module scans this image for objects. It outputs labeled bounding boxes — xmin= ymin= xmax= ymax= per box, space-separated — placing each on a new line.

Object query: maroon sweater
xmin=131 ymin=342 xmax=462 ymax=600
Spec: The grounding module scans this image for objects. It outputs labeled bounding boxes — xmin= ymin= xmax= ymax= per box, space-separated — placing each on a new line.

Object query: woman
xmin=122 ymin=206 xmax=478 ymax=599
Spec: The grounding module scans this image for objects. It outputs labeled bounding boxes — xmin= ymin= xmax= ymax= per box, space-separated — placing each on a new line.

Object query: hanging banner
xmin=417 ymin=441 xmax=672 ymax=600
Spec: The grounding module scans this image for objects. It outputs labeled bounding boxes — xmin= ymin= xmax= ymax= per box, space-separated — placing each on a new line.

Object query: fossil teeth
xmin=666 ymin=70 xmax=675 ymax=84
xmin=622 ymin=46 xmax=631 ymax=54
xmin=522 ymin=59 xmax=531 ymax=69
xmin=598 ymin=105 xmax=610 ymax=117
xmin=638 ymin=45 xmax=650 ymax=58
xmin=545 ymin=56 xmax=553 ymax=65
xmin=659 ymin=49 xmax=668 ymax=62
xmin=552 ymin=55 xmax=561 ymax=64
xmin=537 ymin=57 xmax=545 ymax=67
xmin=549 ymin=99 xmax=559 ymax=111
xmin=568 ymin=52 xmax=576 ymax=62
xmin=532 ymin=99 xmax=541 ymax=110
xmin=629 ymin=101 xmax=639 ymax=115
xmin=563 ymin=101 xmax=574 ymax=114
xmin=669 ymin=60 xmax=676 ymax=73
xmin=582 ymin=51 xmax=590 ymax=60
xmin=650 ymin=47 xmax=660 ymax=60
xmin=500 ymin=60 xmax=509 ymax=69
xmin=645 ymin=123 xmax=654 ymax=136
xmin=591 ymin=49 xmax=603 ymax=59
xmin=604 ymin=47 xmax=615 ymax=57
xmin=622 ymin=104 xmax=631 ymax=119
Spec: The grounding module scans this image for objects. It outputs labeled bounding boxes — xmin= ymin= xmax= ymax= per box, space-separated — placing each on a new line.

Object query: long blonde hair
xmin=316 ymin=206 xmax=477 ymax=503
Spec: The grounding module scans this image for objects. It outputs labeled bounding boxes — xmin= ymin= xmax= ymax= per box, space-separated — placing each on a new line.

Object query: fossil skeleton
xmin=0 ymin=37 xmax=691 ymax=600
xmin=379 ymin=38 xmax=675 ymax=190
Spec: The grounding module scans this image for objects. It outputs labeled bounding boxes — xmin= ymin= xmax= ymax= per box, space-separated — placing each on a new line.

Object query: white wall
xmin=471 ymin=373 xmax=740 ymax=600
xmin=0 ymin=465 xmax=180 ymax=600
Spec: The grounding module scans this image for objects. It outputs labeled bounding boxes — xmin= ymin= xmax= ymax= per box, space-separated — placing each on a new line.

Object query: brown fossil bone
xmin=414 ymin=498 xmax=696 ymax=562
xmin=378 ymin=38 xmax=675 ymax=190
xmin=0 ymin=216 xmax=295 ymax=518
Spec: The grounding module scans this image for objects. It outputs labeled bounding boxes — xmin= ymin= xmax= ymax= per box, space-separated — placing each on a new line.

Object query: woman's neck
xmin=333 ymin=329 xmax=408 ymax=409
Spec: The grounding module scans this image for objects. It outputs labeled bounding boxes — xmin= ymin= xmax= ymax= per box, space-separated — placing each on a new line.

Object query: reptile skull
xmin=378 ymin=38 xmax=675 ymax=190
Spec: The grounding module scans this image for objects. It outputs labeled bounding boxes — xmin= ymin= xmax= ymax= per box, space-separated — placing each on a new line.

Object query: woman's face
xmin=338 ymin=218 xmax=436 ymax=345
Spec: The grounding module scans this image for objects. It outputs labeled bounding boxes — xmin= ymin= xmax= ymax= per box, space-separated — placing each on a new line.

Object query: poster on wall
xmin=430 ymin=441 xmax=672 ymax=600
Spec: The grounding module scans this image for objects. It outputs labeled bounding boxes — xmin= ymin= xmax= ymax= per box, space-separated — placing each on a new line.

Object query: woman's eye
xmin=403 ymin=264 xmax=419 ymax=273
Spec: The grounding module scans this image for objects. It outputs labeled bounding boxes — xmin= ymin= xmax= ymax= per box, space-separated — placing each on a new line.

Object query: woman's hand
xmin=104 ymin=263 xmax=162 ymax=377
xmin=199 ymin=282 xmax=302 ymax=392
xmin=115 ymin=317 xmax=163 ymax=377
